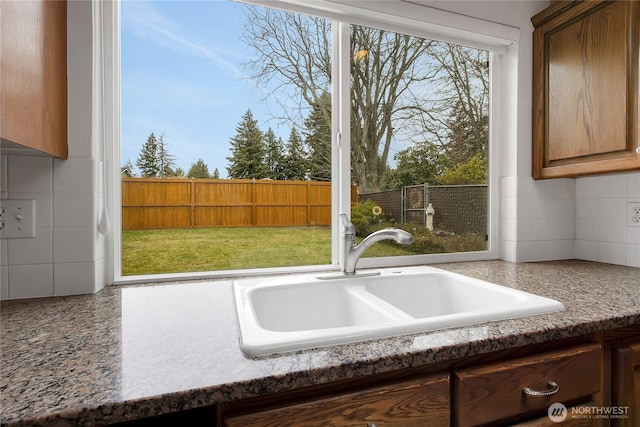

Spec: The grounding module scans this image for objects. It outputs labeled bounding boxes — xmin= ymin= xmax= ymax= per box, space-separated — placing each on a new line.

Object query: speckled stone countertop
xmin=2 ymin=260 xmax=640 ymax=426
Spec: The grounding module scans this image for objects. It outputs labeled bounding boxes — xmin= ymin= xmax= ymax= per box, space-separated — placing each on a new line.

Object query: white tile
xmin=576 ymin=198 xmax=598 ymax=220
xmin=8 ymin=191 xmax=53 ymax=229
xmin=7 ymin=155 xmax=53 ymax=192
xmin=597 ymin=198 xmax=626 ymax=221
xmin=548 ymin=240 xmax=573 ymax=260
xmin=7 ymin=229 xmax=53 ymax=265
xmin=500 ymin=219 xmax=517 ymax=241
xmin=626 ymin=244 xmax=640 ymax=268
xmin=547 ymin=198 xmax=574 ymax=219
xmin=54 ymin=261 xmax=95 ymax=296
xmin=500 ymin=240 xmax=516 ymax=262
xmin=53 ymin=228 xmax=95 ymax=263
xmin=626 ymin=173 xmax=640 ymax=198
xmin=515 ymin=241 xmax=534 ymax=262
xmin=0 ymin=265 xmax=8 ymax=300
xmin=598 ymin=242 xmax=626 ymax=265
xmin=8 ymin=264 xmax=54 ymax=299
xmin=547 ymin=179 xmax=574 ymax=199
xmin=519 ymin=198 xmax=547 ymax=220
xmin=0 ymin=239 xmax=7 ymax=265
xmin=627 ymin=226 xmax=640 ymax=245
xmin=517 ymin=177 xmax=540 ymax=199
xmin=516 ymin=219 xmax=533 ymax=241
xmin=53 ymin=192 xmax=96 ymax=228
xmin=575 ymin=240 xmax=598 ymax=262
xmin=0 ymin=154 xmax=7 ymax=192
xmin=547 ymin=219 xmax=574 ymax=240
xmin=94 ymin=257 xmax=106 ymax=292
xmin=575 ymin=220 xmax=598 ymax=241
xmin=597 ymin=220 xmax=627 ymax=243
xmin=597 ymin=174 xmax=627 ymax=198
xmin=575 ymin=176 xmax=599 ymax=199
xmin=532 ymin=219 xmax=548 ymax=241
xmin=500 ymin=198 xmax=517 ymax=220
xmin=53 ymin=158 xmax=95 ymax=192
xmin=501 ymin=176 xmax=517 ymax=198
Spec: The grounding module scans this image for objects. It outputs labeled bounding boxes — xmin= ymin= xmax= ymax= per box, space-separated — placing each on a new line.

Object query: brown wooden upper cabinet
xmin=532 ymin=0 xmax=640 ymax=179
xmin=0 ymin=0 xmax=68 ymax=159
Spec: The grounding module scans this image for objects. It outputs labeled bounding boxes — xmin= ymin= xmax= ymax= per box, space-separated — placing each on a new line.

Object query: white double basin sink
xmin=232 ymin=266 xmax=565 ymax=356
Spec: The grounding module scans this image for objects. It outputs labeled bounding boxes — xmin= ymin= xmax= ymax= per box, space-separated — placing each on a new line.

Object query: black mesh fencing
xmin=359 ymin=184 xmax=487 ymax=235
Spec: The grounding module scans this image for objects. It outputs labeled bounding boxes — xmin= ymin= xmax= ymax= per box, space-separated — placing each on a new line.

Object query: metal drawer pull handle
xmin=523 ymin=381 xmax=559 ymax=397
xmin=367 ymin=424 xmax=378 ymax=427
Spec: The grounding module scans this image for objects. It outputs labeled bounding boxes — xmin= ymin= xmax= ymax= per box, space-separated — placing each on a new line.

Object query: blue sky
xmin=121 ymin=0 xmax=291 ymax=177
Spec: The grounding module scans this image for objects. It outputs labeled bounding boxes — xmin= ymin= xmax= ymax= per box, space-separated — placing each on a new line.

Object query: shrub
xmin=350 ymin=200 xmax=385 ymax=235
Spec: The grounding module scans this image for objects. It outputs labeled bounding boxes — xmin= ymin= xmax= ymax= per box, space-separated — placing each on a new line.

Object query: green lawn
xmin=121 ymin=227 xmax=417 ymax=276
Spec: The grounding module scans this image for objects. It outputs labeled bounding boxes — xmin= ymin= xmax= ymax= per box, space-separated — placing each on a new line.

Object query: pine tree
xmin=304 ymin=92 xmax=331 ymax=181
xmin=157 ymin=133 xmax=177 ymax=177
xmin=226 ymin=110 xmax=267 ymax=179
xmin=263 ymin=128 xmax=286 ymax=180
xmin=136 ymin=133 xmax=160 ymax=177
xmin=187 ymin=158 xmax=211 ymax=178
xmin=285 ymin=128 xmax=308 ymax=180
xmin=212 ymin=168 xmax=220 ymax=179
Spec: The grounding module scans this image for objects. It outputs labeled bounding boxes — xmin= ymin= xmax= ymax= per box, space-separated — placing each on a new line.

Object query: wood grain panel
xmin=547 ymin=1 xmax=627 ymax=161
xmin=454 ymin=343 xmax=601 ymax=426
xmin=612 ymin=341 xmax=640 ymax=427
xmin=223 ymin=374 xmax=450 ymax=427
xmin=1 ymin=0 xmax=67 ymax=158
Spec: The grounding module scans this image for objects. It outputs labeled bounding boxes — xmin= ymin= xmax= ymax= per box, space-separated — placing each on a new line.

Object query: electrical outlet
xmin=0 ymin=200 xmax=36 ymax=238
xmin=629 ymin=202 xmax=640 ymax=227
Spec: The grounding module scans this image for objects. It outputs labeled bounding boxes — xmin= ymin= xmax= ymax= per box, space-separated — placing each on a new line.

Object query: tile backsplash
xmin=575 ymin=173 xmax=640 ymax=267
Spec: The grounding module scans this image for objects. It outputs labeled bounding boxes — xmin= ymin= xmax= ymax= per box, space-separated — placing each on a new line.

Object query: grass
xmin=121 ymin=227 xmax=417 ymax=276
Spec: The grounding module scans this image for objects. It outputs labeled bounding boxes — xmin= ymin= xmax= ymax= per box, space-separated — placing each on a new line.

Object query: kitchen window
xmin=112 ymin=0 xmax=516 ymax=282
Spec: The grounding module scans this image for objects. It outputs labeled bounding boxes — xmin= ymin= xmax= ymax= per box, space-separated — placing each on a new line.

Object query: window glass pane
xmin=120 ymin=1 xmax=334 ymax=275
xmin=349 ymin=24 xmax=489 ymax=257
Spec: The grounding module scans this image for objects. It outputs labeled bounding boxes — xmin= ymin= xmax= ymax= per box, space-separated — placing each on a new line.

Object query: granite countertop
xmin=2 ymin=260 xmax=640 ymax=426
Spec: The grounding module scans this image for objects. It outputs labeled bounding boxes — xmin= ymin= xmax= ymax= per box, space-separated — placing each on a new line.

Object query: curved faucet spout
xmin=340 ymin=214 xmax=413 ymax=275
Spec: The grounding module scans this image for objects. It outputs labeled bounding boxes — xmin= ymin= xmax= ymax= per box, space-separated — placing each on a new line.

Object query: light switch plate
xmin=0 ymin=199 xmax=36 ymax=238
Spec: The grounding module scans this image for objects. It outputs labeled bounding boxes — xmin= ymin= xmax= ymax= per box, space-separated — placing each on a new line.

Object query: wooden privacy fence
xmin=122 ymin=178 xmax=355 ymax=230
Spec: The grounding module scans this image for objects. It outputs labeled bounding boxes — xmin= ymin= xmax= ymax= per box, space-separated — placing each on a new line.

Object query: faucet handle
xmin=339 ymin=213 xmax=356 ymax=235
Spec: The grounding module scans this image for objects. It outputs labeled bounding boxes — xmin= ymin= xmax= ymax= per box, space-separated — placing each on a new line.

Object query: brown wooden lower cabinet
xmin=611 ymin=341 xmax=640 ymax=427
xmin=454 ymin=343 xmax=602 ymax=426
xmin=221 ymin=373 xmax=450 ymax=427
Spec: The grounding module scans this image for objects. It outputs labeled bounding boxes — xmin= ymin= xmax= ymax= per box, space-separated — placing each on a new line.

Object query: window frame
xmin=109 ymin=0 xmax=514 ymax=284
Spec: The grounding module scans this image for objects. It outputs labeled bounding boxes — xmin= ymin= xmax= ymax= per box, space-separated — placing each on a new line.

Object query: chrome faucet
xmin=340 ymin=213 xmax=414 ymax=275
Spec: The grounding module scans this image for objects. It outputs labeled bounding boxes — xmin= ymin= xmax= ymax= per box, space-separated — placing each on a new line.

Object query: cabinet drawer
xmin=454 ymin=343 xmax=601 ymax=426
xmin=222 ymin=373 xmax=450 ymax=427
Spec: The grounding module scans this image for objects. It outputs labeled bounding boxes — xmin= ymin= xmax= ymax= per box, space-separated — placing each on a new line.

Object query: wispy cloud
xmin=121 ymin=1 xmax=247 ymax=81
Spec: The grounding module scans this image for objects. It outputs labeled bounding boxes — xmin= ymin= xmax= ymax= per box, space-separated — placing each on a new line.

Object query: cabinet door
xmin=612 ymin=341 xmax=640 ymax=427
xmin=0 ymin=0 xmax=67 ymax=158
xmin=222 ymin=374 xmax=450 ymax=427
xmin=532 ymin=1 xmax=640 ymax=178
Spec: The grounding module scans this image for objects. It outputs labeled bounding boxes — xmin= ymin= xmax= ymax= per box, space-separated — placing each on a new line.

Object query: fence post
xmin=190 ymin=179 xmax=195 ymax=228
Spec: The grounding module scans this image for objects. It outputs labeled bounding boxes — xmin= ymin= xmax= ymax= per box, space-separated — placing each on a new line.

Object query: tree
xmin=121 ymin=159 xmax=136 ymax=177
xmin=187 ymin=158 xmax=211 ymax=178
xmin=136 ymin=133 xmax=160 ymax=177
xmin=285 ymin=128 xmax=307 ymax=180
xmin=242 ymin=8 xmax=489 ymax=191
xmin=227 ymin=110 xmax=267 ymax=179
xmin=157 ymin=133 xmax=177 ymax=177
xmin=263 ymin=128 xmax=286 ymax=180
xmin=304 ymin=91 xmax=332 ymax=181
xmin=243 ymin=9 xmax=434 ymax=191
xmin=173 ymin=167 xmax=185 ymax=178
xmin=212 ymin=168 xmax=220 ymax=179
xmin=438 ymin=152 xmax=487 ymax=185
xmin=381 ymin=142 xmax=449 ymax=189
